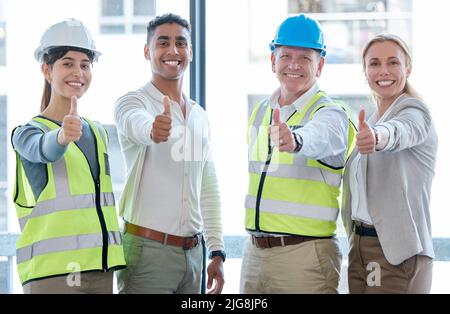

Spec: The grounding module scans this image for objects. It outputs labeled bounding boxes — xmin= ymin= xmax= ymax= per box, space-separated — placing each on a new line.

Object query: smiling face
xmin=271 ymin=46 xmax=324 ymax=105
xmin=364 ymin=40 xmax=411 ymax=106
xmin=145 ymin=22 xmax=192 ymax=85
xmin=42 ymin=50 xmax=92 ymax=101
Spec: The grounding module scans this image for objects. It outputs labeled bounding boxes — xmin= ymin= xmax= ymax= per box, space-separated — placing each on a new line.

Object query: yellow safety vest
xmin=13 ymin=116 xmax=125 ymax=284
xmin=245 ymin=91 xmax=356 ymax=237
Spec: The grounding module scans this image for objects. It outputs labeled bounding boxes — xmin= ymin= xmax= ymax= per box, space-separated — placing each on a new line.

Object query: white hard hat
xmin=34 ymin=18 xmax=101 ymax=62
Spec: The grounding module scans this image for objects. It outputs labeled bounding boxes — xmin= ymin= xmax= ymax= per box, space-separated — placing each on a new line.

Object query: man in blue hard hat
xmin=240 ymin=14 xmax=356 ymax=293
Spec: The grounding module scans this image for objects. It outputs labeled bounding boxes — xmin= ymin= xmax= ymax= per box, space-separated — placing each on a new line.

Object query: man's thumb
xmin=69 ymin=96 xmax=78 ymax=116
xmin=163 ymin=96 xmax=171 ymax=116
xmin=358 ymin=109 xmax=367 ymax=130
xmin=273 ymin=108 xmax=281 ymax=125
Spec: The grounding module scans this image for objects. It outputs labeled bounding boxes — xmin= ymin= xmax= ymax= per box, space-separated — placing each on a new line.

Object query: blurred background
xmin=1 ymin=0 xmax=449 ymax=293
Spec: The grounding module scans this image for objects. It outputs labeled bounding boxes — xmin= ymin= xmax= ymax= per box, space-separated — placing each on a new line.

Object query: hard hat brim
xmin=270 ymin=42 xmax=326 ymax=57
xmin=34 ymin=45 xmax=101 ymax=63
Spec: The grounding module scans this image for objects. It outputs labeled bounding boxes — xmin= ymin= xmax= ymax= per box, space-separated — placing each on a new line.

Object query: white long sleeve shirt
xmin=114 ymin=82 xmax=224 ymax=252
xmin=269 ymin=83 xmax=349 ymax=168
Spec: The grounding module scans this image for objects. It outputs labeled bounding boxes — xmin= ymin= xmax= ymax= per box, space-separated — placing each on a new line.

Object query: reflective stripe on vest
xmin=17 ymin=149 xmax=115 ymax=229
xmin=246 ymin=91 xmax=355 ymax=236
xmin=248 ymin=161 xmax=342 ymax=187
xmin=17 ymin=231 xmax=122 ymax=264
xmin=19 ymin=192 xmax=115 ymax=230
xmin=245 ymin=195 xmax=339 ymax=222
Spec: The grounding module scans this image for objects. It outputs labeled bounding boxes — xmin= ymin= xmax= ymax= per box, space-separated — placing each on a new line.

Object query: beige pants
xmin=117 ymin=232 xmax=203 ymax=294
xmin=240 ymin=237 xmax=342 ymax=294
xmin=348 ymin=233 xmax=433 ymax=294
xmin=23 ymin=270 xmax=113 ymax=294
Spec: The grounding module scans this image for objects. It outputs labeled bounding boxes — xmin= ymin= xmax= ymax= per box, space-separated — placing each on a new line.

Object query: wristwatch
xmin=209 ymin=250 xmax=226 ymax=262
xmin=293 ymin=132 xmax=303 ymax=153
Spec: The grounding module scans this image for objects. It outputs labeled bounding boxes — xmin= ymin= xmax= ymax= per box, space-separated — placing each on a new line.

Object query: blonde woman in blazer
xmin=342 ymin=34 xmax=438 ymax=294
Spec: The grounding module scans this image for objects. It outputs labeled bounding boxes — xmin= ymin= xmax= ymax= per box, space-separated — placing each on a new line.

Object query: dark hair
xmin=146 ymin=13 xmax=191 ymax=43
xmin=40 ymin=46 xmax=95 ymax=112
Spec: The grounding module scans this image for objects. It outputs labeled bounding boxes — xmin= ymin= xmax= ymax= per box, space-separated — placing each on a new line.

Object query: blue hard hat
xmin=269 ymin=14 xmax=326 ymax=56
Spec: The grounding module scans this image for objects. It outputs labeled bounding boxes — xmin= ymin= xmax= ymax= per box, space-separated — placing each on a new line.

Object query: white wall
xmin=413 ymin=0 xmax=450 ymax=237
xmin=206 ymin=0 xmax=252 ymax=235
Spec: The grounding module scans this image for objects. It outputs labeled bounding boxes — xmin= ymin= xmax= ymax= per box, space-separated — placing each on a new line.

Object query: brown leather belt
xmin=251 ymin=235 xmax=332 ymax=249
xmin=125 ymin=222 xmax=200 ymax=250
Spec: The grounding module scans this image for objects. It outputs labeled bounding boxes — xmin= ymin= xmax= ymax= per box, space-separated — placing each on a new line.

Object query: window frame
xmin=99 ymin=0 xmax=156 ymax=34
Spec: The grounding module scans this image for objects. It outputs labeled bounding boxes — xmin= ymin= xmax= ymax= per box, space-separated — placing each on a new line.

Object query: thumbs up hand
xmin=151 ymin=96 xmax=172 ymax=143
xmin=269 ymin=108 xmax=296 ymax=153
xmin=272 ymin=108 xmax=281 ymax=126
xmin=57 ymin=96 xmax=82 ymax=145
xmin=356 ymin=109 xmax=376 ymax=155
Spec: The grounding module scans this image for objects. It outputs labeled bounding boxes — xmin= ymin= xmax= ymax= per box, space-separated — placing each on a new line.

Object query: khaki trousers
xmin=240 ymin=237 xmax=342 ymax=294
xmin=23 ymin=270 xmax=113 ymax=294
xmin=117 ymin=232 xmax=203 ymax=294
xmin=348 ymin=233 xmax=433 ymax=294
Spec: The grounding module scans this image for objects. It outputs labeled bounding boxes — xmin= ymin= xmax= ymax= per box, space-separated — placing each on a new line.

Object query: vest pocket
xmin=104 ymin=153 xmax=111 ymax=176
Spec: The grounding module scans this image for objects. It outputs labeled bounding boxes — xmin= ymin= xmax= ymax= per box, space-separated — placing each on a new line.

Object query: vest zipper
xmin=254 ymin=109 xmax=297 ymax=231
xmin=94 ymin=179 xmax=109 ymax=271
xmin=255 ymin=145 xmax=272 ymax=231
xmin=75 ymin=122 xmax=109 ymax=271
xmin=254 ymin=109 xmax=276 ymax=231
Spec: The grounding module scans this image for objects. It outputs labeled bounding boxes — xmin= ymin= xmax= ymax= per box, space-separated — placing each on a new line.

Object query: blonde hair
xmin=362 ymin=33 xmax=421 ymax=102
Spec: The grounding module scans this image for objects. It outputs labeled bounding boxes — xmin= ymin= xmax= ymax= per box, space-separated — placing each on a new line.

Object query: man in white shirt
xmin=114 ymin=13 xmax=225 ymax=294
xmin=240 ymin=14 xmax=356 ymax=293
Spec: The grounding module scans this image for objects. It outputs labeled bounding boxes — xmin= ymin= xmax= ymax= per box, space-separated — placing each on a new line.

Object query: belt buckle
xmin=183 ymin=233 xmax=200 ymax=250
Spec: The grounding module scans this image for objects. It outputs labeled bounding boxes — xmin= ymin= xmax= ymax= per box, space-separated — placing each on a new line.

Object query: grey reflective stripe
xmin=248 ymin=161 xmax=342 ymax=187
xmin=29 ymin=120 xmax=51 ymax=133
xmin=19 ymin=192 xmax=115 ymax=230
xmin=93 ymin=121 xmax=107 ymax=147
xmin=250 ymin=96 xmax=332 ymax=129
xmin=300 ymin=95 xmax=333 ymax=125
xmin=16 ymin=231 xmax=122 ymax=264
xmin=52 ymin=159 xmax=71 ymax=196
xmin=29 ymin=119 xmax=71 ymax=196
xmin=245 ymin=195 xmax=338 ymax=222
xmin=250 ymin=101 xmax=269 ymax=129
xmin=249 ymin=101 xmax=270 ymax=152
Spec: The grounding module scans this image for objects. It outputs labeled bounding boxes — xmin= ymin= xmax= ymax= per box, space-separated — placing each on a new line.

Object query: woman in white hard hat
xmin=342 ymin=34 xmax=437 ymax=293
xmin=11 ymin=19 xmax=125 ymax=294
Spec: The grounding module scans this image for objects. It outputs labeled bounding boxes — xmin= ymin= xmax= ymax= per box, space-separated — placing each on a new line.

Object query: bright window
xmin=100 ymin=0 xmax=156 ymax=34
xmin=0 ymin=0 xmax=189 ymax=293
xmin=1 ymin=0 xmax=450 ymax=295
xmin=0 ymin=96 xmax=6 ymax=231
xmin=249 ymin=0 xmax=413 ymax=65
